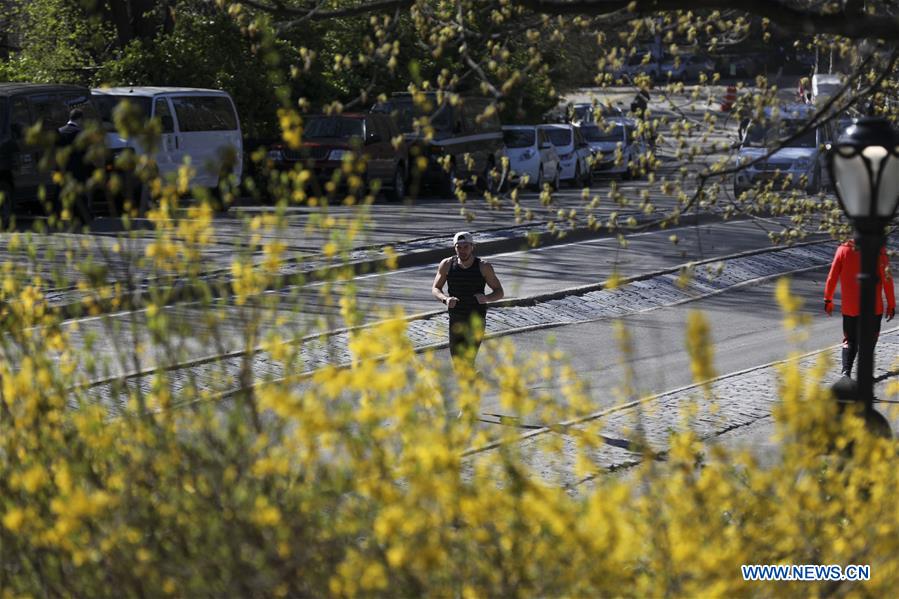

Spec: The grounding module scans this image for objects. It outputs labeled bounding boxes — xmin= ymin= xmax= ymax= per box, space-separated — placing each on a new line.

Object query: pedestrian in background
xmin=630 ymin=87 xmax=650 ymax=118
xmin=56 ymin=108 xmax=92 ymax=224
xmin=824 ymin=239 xmax=895 ymax=378
xmin=432 ymin=231 xmax=504 ymax=369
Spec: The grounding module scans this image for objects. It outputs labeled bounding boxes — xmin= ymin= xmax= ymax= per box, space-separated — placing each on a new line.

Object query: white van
xmin=92 ymin=87 xmax=243 ymax=189
xmin=811 ymin=74 xmax=844 ymax=107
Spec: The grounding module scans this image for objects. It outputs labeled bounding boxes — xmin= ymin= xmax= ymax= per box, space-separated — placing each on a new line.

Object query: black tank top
xmin=447 ymin=256 xmax=487 ymax=315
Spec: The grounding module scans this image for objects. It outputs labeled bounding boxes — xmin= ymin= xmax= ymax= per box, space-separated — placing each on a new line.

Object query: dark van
xmin=373 ymin=93 xmax=504 ymax=195
xmin=0 ymin=83 xmax=96 ymax=221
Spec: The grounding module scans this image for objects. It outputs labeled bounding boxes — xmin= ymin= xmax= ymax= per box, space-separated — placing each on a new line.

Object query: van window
xmin=10 ymin=98 xmax=31 ymax=139
xmin=370 ymin=116 xmax=390 ymax=141
xmin=154 ymin=99 xmax=174 ymax=133
xmin=544 ymin=128 xmax=572 ymax=147
xmin=503 ymin=129 xmax=535 ymax=148
xmin=380 ymin=98 xmax=451 ymax=134
xmin=461 ymin=101 xmax=484 ymax=134
xmin=60 ymin=92 xmax=98 ymax=121
xmin=29 ymin=94 xmax=69 ymax=130
xmin=171 ymin=96 xmax=237 ymax=132
xmin=94 ymin=95 xmax=151 ymax=131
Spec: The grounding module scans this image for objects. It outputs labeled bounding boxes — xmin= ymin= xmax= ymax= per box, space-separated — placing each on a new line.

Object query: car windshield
xmin=304 ymin=117 xmax=364 ymax=139
xmin=93 ymin=95 xmax=152 ymax=131
xmin=816 ymin=83 xmax=840 ymax=97
xmin=544 ymin=128 xmax=572 ymax=147
xmin=504 ymin=129 xmax=534 ymax=148
xmin=572 ymin=105 xmax=593 ymax=122
xmin=582 ymin=124 xmax=623 ymax=142
xmin=744 ymin=120 xmax=817 ymax=148
xmin=375 ymin=98 xmax=450 ymax=134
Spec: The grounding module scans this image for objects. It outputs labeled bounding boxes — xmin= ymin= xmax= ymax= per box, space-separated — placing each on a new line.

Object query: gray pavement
xmin=465 ymin=329 xmax=899 ymax=494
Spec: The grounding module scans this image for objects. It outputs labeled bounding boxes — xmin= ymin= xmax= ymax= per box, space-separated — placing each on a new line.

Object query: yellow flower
xmin=2 ymin=508 xmax=26 ymax=532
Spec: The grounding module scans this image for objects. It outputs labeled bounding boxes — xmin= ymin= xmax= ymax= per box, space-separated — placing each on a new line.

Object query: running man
xmin=824 ymin=239 xmax=895 ymax=378
xmin=432 ymin=232 xmax=504 ymax=367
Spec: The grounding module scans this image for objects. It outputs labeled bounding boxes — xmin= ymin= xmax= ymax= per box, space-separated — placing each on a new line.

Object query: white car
xmin=734 ymin=104 xmax=833 ymax=196
xmin=502 ymin=126 xmax=561 ymax=190
xmin=537 ymin=124 xmax=592 ymax=187
xmin=580 ymin=118 xmax=647 ymax=179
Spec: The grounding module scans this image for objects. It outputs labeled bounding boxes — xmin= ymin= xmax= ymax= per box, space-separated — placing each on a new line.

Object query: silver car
xmin=580 ymin=118 xmax=648 ymax=179
xmin=502 ymin=125 xmax=561 ymax=190
xmin=734 ymin=105 xmax=833 ymax=196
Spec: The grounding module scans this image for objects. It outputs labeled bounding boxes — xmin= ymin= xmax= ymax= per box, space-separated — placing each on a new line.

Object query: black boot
xmin=841 ymin=347 xmax=854 ymax=378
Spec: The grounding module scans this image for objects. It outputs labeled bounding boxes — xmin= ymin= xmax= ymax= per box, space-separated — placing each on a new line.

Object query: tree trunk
xmin=101 ymin=0 xmax=169 ymax=48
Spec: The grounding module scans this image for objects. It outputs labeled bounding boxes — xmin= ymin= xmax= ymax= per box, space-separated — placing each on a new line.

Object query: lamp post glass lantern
xmin=826 ymin=116 xmax=899 ymax=411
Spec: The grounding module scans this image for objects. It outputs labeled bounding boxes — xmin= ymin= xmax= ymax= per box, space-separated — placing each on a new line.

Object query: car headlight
xmin=267 ymin=149 xmax=284 ymax=161
xmin=521 ymin=149 xmax=534 ymax=160
xmin=329 ymin=149 xmax=347 ymax=161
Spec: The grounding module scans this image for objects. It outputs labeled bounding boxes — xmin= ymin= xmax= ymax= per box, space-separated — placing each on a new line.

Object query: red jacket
xmin=824 ymin=240 xmax=895 ymax=316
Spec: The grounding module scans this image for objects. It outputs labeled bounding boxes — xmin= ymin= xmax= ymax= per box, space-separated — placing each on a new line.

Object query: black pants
xmin=841 ymin=314 xmax=883 ymax=376
xmin=449 ymin=310 xmax=486 ymax=364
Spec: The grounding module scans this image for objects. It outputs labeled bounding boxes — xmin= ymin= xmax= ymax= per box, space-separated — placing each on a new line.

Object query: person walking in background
xmin=56 ymin=108 xmax=92 ymax=224
xmin=432 ymin=231 xmax=504 ymax=369
xmin=824 ymin=239 xmax=895 ymax=378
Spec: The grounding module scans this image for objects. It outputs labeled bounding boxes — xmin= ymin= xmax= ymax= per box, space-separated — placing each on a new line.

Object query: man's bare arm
xmin=476 ymin=261 xmax=504 ymax=303
xmin=432 ymin=259 xmax=457 ymax=307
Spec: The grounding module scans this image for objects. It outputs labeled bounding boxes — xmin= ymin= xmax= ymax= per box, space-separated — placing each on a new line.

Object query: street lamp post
xmin=826 ymin=117 xmax=899 ymax=414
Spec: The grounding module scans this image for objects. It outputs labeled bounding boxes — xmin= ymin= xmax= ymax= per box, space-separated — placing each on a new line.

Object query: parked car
xmin=537 ymin=123 xmax=592 ymax=187
xmin=372 ymin=93 xmax=504 ymax=195
xmin=502 ymin=125 xmax=560 ymax=190
xmin=569 ymin=103 xmax=595 ymax=126
xmin=92 ymin=87 xmax=243 ymax=208
xmin=580 ymin=118 xmax=647 ymax=179
xmin=265 ymin=112 xmax=408 ymax=200
xmin=734 ymin=104 xmax=834 ymax=196
xmin=0 ymin=83 xmax=97 ymax=222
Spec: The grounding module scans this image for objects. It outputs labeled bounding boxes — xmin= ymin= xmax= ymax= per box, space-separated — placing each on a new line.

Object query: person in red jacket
xmin=824 ymin=239 xmax=896 ymax=377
